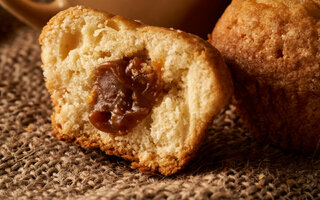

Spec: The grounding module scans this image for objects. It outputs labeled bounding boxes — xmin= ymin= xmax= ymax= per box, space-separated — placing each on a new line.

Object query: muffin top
xmin=212 ymin=0 xmax=320 ymax=92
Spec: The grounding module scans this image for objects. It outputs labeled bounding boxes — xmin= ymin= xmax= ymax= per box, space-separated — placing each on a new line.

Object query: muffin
xmin=211 ymin=0 xmax=320 ymax=152
xmin=39 ymin=6 xmax=233 ymax=175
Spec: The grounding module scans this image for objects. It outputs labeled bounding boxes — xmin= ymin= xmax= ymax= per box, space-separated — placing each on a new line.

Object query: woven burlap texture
xmin=1 ymin=6 xmax=320 ymax=200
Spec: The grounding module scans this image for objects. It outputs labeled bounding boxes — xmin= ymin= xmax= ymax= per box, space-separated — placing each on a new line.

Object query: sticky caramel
xmin=88 ymin=57 xmax=162 ymax=134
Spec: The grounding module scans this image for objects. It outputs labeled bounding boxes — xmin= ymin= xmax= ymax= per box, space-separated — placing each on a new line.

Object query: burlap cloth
xmin=1 ymin=5 xmax=320 ymax=200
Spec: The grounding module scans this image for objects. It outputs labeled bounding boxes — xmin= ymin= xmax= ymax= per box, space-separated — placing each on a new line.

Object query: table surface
xmin=1 ymin=5 xmax=320 ymax=200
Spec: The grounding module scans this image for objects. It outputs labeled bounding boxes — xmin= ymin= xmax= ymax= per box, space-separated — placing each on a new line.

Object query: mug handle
xmin=0 ymin=0 xmax=66 ymax=29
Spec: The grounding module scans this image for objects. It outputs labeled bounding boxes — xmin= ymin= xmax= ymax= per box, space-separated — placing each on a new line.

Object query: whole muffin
xmin=211 ymin=0 xmax=320 ymax=152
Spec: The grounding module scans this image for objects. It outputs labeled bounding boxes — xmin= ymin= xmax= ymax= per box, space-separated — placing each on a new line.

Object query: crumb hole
xmin=106 ymin=20 xmax=119 ymax=31
xmin=145 ymin=116 xmax=152 ymax=131
xmin=232 ymin=19 xmax=238 ymax=25
xmin=57 ymin=123 xmax=62 ymax=129
xmin=94 ymin=32 xmax=103 ymax=43
xmin=127 ymin=48 xmax=150 ymax=59
xmin=68 ymin=70 xmax=74 ymax=79
xmin=59 ymin=31 xmax=82 ymax=60
xmin=99 ymin=51 xmax=111 ymax=58
xmin=275 ymin=48 xmax=283 ymax=58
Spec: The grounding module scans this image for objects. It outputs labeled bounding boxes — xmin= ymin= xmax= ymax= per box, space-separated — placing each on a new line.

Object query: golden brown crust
xmin=40 ymin=6 xmax=233 ymax=175
xmin=211 ymin=0 xmax=320 ymax=152
xmin=52 ymin=115 xmax=193 ymax=175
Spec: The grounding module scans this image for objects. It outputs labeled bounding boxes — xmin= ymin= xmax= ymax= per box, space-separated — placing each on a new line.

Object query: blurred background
xmin=0 ymin=0 xmax=231 ymax=39
xmin=175 ymin=0 xmax=231 ymax=38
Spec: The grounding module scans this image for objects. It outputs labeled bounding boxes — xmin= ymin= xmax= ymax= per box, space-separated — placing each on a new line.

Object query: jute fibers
xmin=1 ymin=6 xmax=320 ymax=200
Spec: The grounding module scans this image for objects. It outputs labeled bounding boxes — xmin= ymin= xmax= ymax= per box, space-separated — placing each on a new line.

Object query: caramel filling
xmin=88 ymin=57 xmax=162 ymax=134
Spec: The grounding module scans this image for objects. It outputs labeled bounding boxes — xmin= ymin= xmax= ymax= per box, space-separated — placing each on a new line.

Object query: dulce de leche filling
xmin=88 ymin=57 xmax=163 ymax=135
